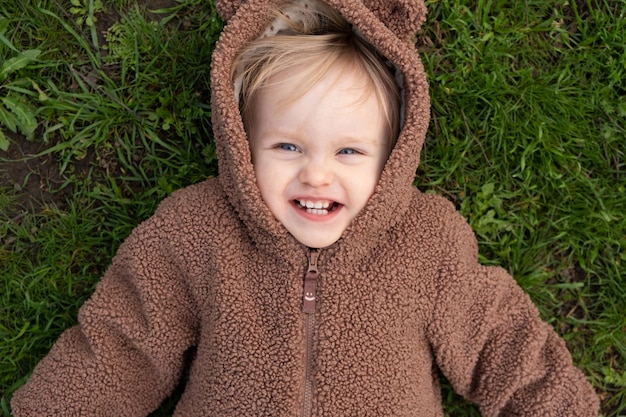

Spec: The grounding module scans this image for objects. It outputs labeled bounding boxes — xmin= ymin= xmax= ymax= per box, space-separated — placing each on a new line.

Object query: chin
xmin=295 ymin=234 xmax=340 ymax=249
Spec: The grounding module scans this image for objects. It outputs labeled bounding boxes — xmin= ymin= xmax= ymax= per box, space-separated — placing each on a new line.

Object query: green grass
xmin=1 ymin=192 xmax=105 ymax=406
xmin=416 ymin=1 xmax=626 ymax=414
xmin=1 ymin=0 xmax=625 ymax=416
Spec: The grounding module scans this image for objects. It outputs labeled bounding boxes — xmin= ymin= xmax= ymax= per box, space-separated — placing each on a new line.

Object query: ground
xmin=0 ymin=0 xmax=179 ymax=211
xmin=0 ymin=131 xmax=86 ymax=210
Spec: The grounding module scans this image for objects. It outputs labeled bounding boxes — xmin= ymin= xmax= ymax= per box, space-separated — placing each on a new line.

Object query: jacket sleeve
xmin=426 ymin=206 xmax=599 ymax=417
xmin=11 ymin=196 xmax=199 ymax=417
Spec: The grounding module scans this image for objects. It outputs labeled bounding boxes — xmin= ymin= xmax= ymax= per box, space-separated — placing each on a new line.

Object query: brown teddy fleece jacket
xmin=11 ymin=0 xmax=599 ymax=416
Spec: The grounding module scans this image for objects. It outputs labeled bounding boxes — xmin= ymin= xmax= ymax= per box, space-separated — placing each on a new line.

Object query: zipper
xmin=303 ymin=248 xmax=319 ymax=314
xmin=302 ymin=248 xmax=320 ymax=417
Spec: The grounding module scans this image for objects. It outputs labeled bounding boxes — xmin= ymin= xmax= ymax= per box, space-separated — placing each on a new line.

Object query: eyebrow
xmin=252 ymin=128 xmax=303 ymax=143
xmin=257 ymin=127 xmax=384 ymax=145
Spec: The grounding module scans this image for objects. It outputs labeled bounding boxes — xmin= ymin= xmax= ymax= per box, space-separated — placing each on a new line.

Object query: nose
xmin=299 ymin=158 xmax=333 ymax=187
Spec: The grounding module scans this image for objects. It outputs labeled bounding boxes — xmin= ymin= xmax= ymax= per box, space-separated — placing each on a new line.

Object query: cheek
xmin=254 ymin=160 xmax=285 ymax=204
xmin=349 ymin=166 xmax=382 ymax=207
xmin=253 ymin=162 xmax=270 ymax=193
xmin=368 ymin=157 xmax=386 ymax=190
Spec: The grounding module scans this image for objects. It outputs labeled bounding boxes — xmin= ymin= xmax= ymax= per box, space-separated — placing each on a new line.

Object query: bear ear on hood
xmin=361 ymin=0 xmax=427 ymax=42
xmin=214 ymin=0 xmax=248 ymax=21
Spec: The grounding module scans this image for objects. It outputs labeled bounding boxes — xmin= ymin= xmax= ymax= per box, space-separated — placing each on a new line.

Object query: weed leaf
xmin=0 ymin=129 xmax=9 ymax=151
xmin=0 ymin=104 xmax=18 ymax=133
xmin=0 ymin=49 xmax=41 ymax=81
xmin=1 ymin=97 xmax=37 ymax=140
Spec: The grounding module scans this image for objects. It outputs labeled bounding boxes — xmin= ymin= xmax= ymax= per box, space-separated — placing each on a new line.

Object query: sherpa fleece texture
xmin=11 ymin=0 xmax=599 ymax=416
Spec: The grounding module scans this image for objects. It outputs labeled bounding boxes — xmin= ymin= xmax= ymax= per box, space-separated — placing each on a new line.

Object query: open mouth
xmin=294 ymin=199 xmax=341 ymax=215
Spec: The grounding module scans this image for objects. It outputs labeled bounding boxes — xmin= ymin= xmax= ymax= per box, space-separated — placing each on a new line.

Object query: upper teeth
xmin=298 ymin=200 xmax=331 ymax=209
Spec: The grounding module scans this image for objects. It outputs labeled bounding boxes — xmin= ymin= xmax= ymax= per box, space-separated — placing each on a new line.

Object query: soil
xmin=0 ymin=131 xmax=85 ymax=210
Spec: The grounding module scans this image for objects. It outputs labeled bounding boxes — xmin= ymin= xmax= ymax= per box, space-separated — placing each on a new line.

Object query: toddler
xmin=11 ymin=0 xmax=599 ymax=416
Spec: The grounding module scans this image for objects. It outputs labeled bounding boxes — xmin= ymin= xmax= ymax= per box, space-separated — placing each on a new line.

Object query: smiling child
xmin=11 ymin=0 xmax=599 ymax=416
xmin=249 ymin=65 xmax=389 ymax=248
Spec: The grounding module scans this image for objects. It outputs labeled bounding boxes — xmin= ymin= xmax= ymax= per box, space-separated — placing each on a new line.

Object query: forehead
xmin=256 ymin=63 xmax=382 ymax=116
xmin=263 ymin=61 xmax=376 ymax=106
xmin=250 ymin=65 xmax=387 ymax=145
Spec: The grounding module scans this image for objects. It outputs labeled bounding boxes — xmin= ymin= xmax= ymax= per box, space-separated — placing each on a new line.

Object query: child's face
xmin=249 ymin=66 xmax=388 ymax=248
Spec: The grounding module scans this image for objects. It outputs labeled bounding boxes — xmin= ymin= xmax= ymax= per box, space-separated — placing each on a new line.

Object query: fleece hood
xmin=210 ymin=0 xmax=430 ymax=261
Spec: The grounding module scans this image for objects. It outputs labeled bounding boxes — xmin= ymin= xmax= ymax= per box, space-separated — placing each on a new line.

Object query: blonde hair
xmin=231 ymin=0 xmax=401 ymax=150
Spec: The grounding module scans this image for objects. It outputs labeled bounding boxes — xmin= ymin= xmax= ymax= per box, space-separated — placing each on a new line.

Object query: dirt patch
xmin=0 ymin=131 xmax=94 ymax=210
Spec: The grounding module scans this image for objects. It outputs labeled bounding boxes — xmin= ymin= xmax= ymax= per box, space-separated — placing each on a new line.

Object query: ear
xmin=214 ymin=0 xmax=249 ymax=21
xmin=362 ymin=0 xmax=427 ymax=42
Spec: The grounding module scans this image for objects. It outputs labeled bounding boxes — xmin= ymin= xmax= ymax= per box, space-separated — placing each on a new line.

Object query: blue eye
xmin=338 ymin=148 xmax=359 ymax=155
xmin=278 ymin=143 xmax=298 ymax=152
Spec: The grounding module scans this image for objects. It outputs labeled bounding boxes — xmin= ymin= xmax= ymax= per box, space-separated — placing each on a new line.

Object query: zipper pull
xmin=303 ymin=249 xmax=320 ymax=314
